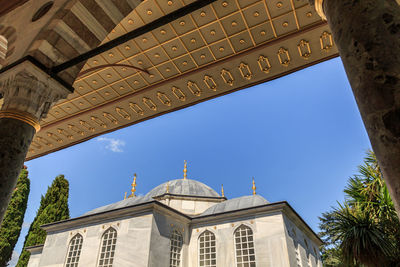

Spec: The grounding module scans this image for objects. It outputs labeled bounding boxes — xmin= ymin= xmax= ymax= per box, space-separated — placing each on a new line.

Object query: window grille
xmin=65 ymin=234 xmax=83 ymax=267
xmin=199 ymin=231 xmax=216 ymax=267
xmin=234 ymin=225 xmax=256 ymax=267
xmin=98 ymin=228 xmax=117 ymax=267
xmin=169 ymin=229 xmax=183 ymax=267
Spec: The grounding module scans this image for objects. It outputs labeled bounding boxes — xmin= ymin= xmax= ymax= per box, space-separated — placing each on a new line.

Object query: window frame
xmin=64 ymin=233 xmax=84 ymax=267
xmin=198 ymin=230 xmax=217 ymax=267
xmin=97 ymin=227 xmax=118 ymax=267
xmin=169 ymin=229 xmax=183 ymax=267
xmin=233 ymin=224 xmax=257 ymax=267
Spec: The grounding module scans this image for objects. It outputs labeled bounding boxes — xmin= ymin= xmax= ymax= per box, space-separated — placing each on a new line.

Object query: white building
xmin=27 ymin=167 xmax=322 ymax=267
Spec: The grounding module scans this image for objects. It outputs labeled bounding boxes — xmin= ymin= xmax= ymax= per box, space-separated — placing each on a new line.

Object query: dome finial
xmin=166 ymin=181 xmax=170 ymax=193
xmin=183 ymin=160 xmax=188 ymax=180
xmin=124 ymin=192 xmax=127 ymax=200
xmin=252 ymin=177 xmax=256 ymax=195
xmin=130 ymin=173 xmax=137 ymax=198
xmin=221 ymin=184 xmax=225 ymax=197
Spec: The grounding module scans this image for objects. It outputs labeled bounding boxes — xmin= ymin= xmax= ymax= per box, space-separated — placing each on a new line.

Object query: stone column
xmin=0 ymin=60 xmax=70 ymax=223
xmin=312 ymin=0 xmax=400 ymax=215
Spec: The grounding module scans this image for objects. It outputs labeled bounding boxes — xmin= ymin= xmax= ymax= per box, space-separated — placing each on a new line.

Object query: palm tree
xmin=319 ymin=150 xmax=400 ymax=267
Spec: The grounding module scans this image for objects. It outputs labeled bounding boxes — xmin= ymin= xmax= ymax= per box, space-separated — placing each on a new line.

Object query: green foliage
xmin=17 ymin=175 xmax=70 ymax=267
xmin=0 ymin=169 xmax=30 ymax=266
xmin=319 ymin=150 xmax=400 ymax=267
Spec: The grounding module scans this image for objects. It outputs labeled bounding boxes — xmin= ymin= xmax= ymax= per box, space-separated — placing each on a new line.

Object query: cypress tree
xmin=17 ymin=175 xmax=70 ymax=267
xmin=0 ymin=168 xmax=30 ymax=266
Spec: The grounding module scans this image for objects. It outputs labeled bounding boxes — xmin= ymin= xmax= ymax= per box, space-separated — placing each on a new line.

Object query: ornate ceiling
xmin=26 ymin=0 xmax=338 ymax=160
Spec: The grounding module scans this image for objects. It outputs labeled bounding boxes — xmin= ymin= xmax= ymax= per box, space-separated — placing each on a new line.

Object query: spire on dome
xmin=221 ymin=184 xmax=225 ymax=197
xmin=129 ymin=173 xmax=137 ymax=198
xmin=183 ymin=160 xmax=187 ymax=180
xmin=166 ymin=181 xmax=170 ymax=193
xmin=252 ymin=177 xmax=256 ymax=195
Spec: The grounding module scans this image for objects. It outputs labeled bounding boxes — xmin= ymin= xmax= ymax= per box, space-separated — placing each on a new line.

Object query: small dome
xmin=145 ymin=179 xmax=220 ymax=198
xmin=200 ymin=195 xmax=269 ymax=216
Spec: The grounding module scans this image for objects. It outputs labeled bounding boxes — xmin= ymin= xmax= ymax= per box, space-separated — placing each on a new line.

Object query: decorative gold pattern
xmin=47 ymin=132 xmax=63 ymax=143
xmin=183 ymin=160 xmax=187 ymax=180
xmin=204 ymin=75 xmax=217 ymax=91
xmin=103 ymin=112 xmax=118 ymax=124
xmin=187 ymin=81 xmax=201 ymax=97
xmin=116 ymin=107 xmax=131 ymax=120
xmin=68 ymin=124 xmax=84 ymax=136
xmin=79 ymin=120 xmax=95 ymax=132
xmin=142 ymin=97 xmax=157 ymax=111
xmin=297 ymin=39 xmax=311 ymax=59
xmin=129 ymin=103 xmax=145 ymax=116
xmin=277 ymin=47 xmax=290 ymax=66
xmin=57 ymin=128 xmax=73 ymax=140
xmin=157 ymin=92 xmax=172 ymax=106
xmin=91 ymin=116 xmax=107 ymax=128
xmin=221 ymin=69 xmax=234 ymax=86
xmin=257 ymin=55 xmax=271 ymax=73
xmin=239 ymin=62 xmax=252 ymax=80
xmin=320 ymin=31 xmax=333 ymax=52
xmin=172 ymin=86 xmax=186 ymax=101
xmin=36 ymin=136 xmax=53 ymax=147
xmin=26 ymin=0 xmax=336 ymax=160
xmin=130 ymin=173 xmax=137 ymax=198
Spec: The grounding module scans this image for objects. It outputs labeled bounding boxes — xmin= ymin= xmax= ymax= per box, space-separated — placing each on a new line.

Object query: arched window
xmin=234 ymin=225 xmax=256 ymax=267
xmin=169 ymin=229 xmax=183 ymax=267
xmin=65 ymin=234 xmax=83 ymax=267
xmin=199 ymin=230 xmax=216 ymax=267
xmin=98 ymin=227 xmax=117 ymax=267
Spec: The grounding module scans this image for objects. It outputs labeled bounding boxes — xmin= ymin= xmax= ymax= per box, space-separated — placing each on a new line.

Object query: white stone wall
xmin=27 ymin=251 xmax=42 ymax=267
xmin=188 ymin=212 xmax=291 ymax=267
xmin=147 ymin=211 xmax=189 ymax=267
xmin=283 ymin=215 xmax=322 ymax=267
xmin=37 ymin=214 xmax=153 ymax=267
xmin=159 ymin=198 xmax=220 ymax=215
xmin=31 ymin=206 xmax=321 ymax=267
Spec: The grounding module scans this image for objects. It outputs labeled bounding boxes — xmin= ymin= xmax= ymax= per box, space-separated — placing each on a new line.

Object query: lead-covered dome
xmin=145 ymin=179 xmax=220 ymax=198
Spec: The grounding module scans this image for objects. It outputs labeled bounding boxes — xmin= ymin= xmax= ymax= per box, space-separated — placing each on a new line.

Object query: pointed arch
xmin=169 ymin=229 xmax=183 ymax=267
xmin=98 ymin=227 xmax=118 ymax=267
xmin=234 ymin=225 xmax=256 ymax=267
xmin=65 ymin=233 xmax=83 ymax=267
xmin=198 ymin=230 xmax=216 ymax=267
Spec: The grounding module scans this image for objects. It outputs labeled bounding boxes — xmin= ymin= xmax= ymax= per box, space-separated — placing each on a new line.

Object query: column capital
xmin=314 ymin=0 xmax=326 ymax=20
xmin=0 ymin=60 xmax=70 ymax=131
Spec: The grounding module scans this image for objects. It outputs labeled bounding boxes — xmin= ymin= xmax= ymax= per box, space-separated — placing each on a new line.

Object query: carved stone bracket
xmin=0 ymin=60 xmax=70 ymax=130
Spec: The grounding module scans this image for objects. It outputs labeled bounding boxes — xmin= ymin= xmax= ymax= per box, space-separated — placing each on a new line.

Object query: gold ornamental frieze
xmin=26 ymin=1 xmax=338 ymax=160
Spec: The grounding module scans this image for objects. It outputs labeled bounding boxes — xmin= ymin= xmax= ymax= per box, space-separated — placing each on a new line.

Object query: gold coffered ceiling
xmin=27 ymin=0 xmax=338 ymax=160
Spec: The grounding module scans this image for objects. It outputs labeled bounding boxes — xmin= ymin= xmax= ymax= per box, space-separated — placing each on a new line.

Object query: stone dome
xmin=200 ymin=195 xmax=269 ymax=216
xmin=145 ymin=179 xmax=220 ymax=198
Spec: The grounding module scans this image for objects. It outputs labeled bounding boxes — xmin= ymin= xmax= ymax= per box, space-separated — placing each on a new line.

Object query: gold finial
xmin=221 ymin=184 xmax=225 ymax=197
xmin=124 ymin=192 xmax=127 ymax=200
xmin=130 ymin=173 xmax=137 ymax=198
xmin=252 ymin=177 xmax=256 ymax=195
xmin=166 ymin=181 xmax=170 ymax=193
xmin=183 ymin=160 xmax=187 ymax=180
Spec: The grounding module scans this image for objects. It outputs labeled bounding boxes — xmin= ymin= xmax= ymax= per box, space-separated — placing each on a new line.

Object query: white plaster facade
xmin=27 ymin=179 xmax=322 ymax=267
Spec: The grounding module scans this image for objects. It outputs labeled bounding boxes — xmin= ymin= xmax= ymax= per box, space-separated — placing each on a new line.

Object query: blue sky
xmin=9 ymin=57 xmax=371 ymax=265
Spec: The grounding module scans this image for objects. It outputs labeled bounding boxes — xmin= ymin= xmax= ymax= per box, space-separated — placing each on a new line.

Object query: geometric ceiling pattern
xmin=27 ymin=0 xmax=338 ymax=160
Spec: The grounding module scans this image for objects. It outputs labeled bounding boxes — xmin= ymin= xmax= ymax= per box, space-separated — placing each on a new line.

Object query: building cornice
xmin=40 ymin=199 xmax=321 ymax=245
